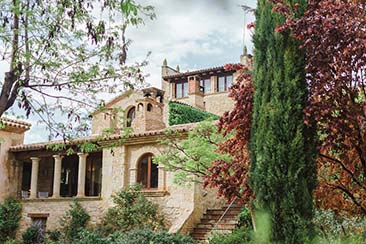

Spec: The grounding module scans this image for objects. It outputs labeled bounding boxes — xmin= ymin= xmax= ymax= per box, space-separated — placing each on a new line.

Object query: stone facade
xmin=2 ymin=51 xmax=252 ymax=237
xmin=0 ymin=118 xmax=31 ymax=201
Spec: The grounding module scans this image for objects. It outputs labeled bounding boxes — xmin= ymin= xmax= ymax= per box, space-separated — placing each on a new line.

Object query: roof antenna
xmin=239 ymin=4 xmax=255 ymax=53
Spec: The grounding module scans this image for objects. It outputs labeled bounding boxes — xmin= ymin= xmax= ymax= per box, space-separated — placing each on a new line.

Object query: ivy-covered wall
xmin=168 ymin=101 xmax=218 ymax=126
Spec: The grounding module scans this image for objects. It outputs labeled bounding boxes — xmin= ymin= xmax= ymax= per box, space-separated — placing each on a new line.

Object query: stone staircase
xmin=190 ymin=203 xmax=242 ymax=242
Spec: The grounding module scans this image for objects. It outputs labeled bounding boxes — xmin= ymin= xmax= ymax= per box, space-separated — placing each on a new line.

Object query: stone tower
xmin=131 ymin=87 xmax=166 ymax=133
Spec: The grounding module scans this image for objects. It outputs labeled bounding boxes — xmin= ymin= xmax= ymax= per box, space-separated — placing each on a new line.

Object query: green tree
xmin=154 ymin=120 xmax=232 ymax=185
xmin=249 ymin=0 xmax=317 ymax=242
xmin=0 ymin=0 xmax=154 ymax=138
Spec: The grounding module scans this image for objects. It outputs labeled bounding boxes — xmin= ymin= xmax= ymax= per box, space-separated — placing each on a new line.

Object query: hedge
xmin=168 ymin=101 xmax=218 ymax=125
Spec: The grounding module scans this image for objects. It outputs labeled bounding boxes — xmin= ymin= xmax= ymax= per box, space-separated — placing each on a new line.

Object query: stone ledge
xmin=139 ymin=190 xmax=169 ymax=197
xmin=21 ymin=196 xmax=102 ymax=202
xmin=27 ymin=213 xmax=50 ymax=218
xmin=204 ymin=91 xmax=229 ymax=96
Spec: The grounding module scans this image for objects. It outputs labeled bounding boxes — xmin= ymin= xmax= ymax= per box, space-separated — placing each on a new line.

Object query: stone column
xmin=52 ymin=155 xmax=63 ymax=198
xmin=211 ymin=75 xmax=217 ymax=93
xmin=157 ymin=165 xmax=166 ymax=190
xmin=129 ymin=167 xmax=137 ymax=186
xmin=30 ymin=157 xmax=40 ymax=199
xmin=77 ymin=153 xmax=88 ymax=197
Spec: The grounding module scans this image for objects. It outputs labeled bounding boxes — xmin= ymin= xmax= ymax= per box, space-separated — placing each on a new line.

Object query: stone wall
xmin=15 ymin=125 xmax=226 ymax=238
xmin=91 ymin=91 xmax=143 ymax=135
xmin=0 ymin=130 xmax=25 ymax=201
xmin=203 ymin=92 xmax=234 ymax=116
xmin=18 ymin=198 xmax=107 ymax=237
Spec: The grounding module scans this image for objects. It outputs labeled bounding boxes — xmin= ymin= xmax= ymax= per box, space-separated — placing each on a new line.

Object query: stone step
xmin=199 ymin=223 xmax=236 ymax=229
xmin=206 ymin=209 xmax=241 ymax=215
xmin=222 ymin=205 xmax=242 ymax=210
xmin=190 ymin=204 xmax=242 ymax=242
xmin=201 ymin=213 xmax=238 ymax=219
xmin=192 ymin=228 xmax=212 ymax=234
xmin=200 ymin=219 xmax=238 ymax=224
xmin=191 ymin=233 xmax=207 ymax=240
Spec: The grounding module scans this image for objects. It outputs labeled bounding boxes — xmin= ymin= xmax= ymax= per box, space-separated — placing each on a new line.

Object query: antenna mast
xmin=240 ymin=4 xmax=255 ymax=49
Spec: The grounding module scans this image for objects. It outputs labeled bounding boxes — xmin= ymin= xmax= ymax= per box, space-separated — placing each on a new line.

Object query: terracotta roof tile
xmin=9 ymin=123 xmax=197 ymax=152
xmin=163 ymin=65 xmax=237 ymax=80
xmin=0 ymin=117 xmax=31 ymax=130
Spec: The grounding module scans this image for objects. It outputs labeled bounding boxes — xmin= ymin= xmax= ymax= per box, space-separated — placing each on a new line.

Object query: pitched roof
xmin=9 ymin=123 xmax=197 ymax=152
xmin=162 ymin=65 xmax=237 ymax=80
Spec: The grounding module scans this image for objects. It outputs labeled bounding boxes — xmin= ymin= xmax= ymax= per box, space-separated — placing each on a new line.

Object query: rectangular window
xmin=218 ymin=76 xmax=225 ymax=92
xmin=183 ymin=82 xmax=188 ymax=97
xmin=176 ymin=83 xmax=182 ymax=98
xmin=175 ymin=81 xmax=188 ymax=98
xmin=200 ymin=78 xmax=211 ymax=93
xmin=217 ymin=74 xmax=233 ymax=92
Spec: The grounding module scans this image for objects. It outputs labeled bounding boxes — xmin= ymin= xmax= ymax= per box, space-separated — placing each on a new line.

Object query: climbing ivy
xmin=168 ymin=101 xmax=218 ymax=126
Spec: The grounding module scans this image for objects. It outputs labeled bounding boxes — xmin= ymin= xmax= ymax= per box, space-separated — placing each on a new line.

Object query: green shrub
xmin=109 ymin=228 xmax=194 ymax=244
xmin=168 ymin=101 xmax=218 ymax=125
xmin=4 ymin=240 xmax=20 ymax=244
xmin=60 ymin=200 xmax=90 ymax=242
xmin=0 ymin=197 xmax=22 ymax=242
xmin=313 ymin=209 xmax=366 ymax=242
xmin=46 ymin=229 xmax=62 ymax=242
xmin=22 ymin=226 xmax=39 ymax=244
xmin=209 ymin=228 xmax=253 ymax=244
xmin=237 ymin=206 xmax=253 ymax=229
xmin=100 ymin=185 xmax=164 ymax=235
xmin=71 ymin=229 xmax=106 ymax=244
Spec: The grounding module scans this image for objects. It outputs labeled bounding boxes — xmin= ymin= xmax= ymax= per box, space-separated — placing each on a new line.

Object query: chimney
xmin=240 ymin=46 xmax=253 ymax=69
xmin=187 ymin=75 xmax=204 ymax=109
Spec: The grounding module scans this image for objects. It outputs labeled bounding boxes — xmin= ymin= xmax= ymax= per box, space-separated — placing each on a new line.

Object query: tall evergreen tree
xmin=249 ymin=0 xmax=317 ymax=242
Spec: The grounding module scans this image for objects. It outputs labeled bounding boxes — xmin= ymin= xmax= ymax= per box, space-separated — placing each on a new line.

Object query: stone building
xmin=0 ymin=51 xmax=252 ymax=238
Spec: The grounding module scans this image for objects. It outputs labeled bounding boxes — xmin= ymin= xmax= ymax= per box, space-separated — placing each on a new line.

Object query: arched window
xmin=137 ymin=103 xmax=143 ymax=111
xmin=147 ymin=103 xmax=153 ymax=112
xmin=126 ymin=107 xmax=135 ymax=127
xmin=137 ymin=153 xmax=158 ymax=189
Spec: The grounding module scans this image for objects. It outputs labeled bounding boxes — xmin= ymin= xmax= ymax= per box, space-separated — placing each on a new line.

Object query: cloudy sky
xmin=127 ymin=0 xmax=256 ymax=88
xmin=3 ymin=0 xmax=256 ymax=143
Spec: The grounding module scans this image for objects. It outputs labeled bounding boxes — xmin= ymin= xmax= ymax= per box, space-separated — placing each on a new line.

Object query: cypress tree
xmin=249 ymin=0 xmax=317 ymax=243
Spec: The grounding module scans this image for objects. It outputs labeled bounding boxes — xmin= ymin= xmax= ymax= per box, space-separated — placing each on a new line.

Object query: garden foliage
xmin=0 ymin=197 xmax=22 ymax=242
xmin=168 ymin=101 xmax=218 ymax=126
xmin=100 ymin=184 xmax=164 ymax=235
xmin=154 ymin=120 xmax=232 ymax=184
xmin=60 ymin=200 xmax=90 ymax=242
xmin=22 ymin=226 xmax=40 ymax=244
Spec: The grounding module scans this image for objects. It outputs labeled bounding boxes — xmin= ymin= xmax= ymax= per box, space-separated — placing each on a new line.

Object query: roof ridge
xmin=0 ymin=117 xmax=31 ymax=126
xmin=9 ymin=123 xmax=198 ymax=152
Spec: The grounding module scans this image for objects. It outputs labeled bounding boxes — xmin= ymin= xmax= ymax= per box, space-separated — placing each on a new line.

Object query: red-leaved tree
xmin=203 ymin=63 xmax=254 ymax=204
xmin=269 ymin=0 xmax=366 ymax=215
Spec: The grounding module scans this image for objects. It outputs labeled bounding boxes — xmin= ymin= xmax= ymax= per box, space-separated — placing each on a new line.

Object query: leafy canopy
xmin=0 ymin=0 xmax=155 ymax=139
xmin=154 ymin=120 xmax=232 ymax=185
xmin=274 ymin=0 xmax=366 ymax=216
